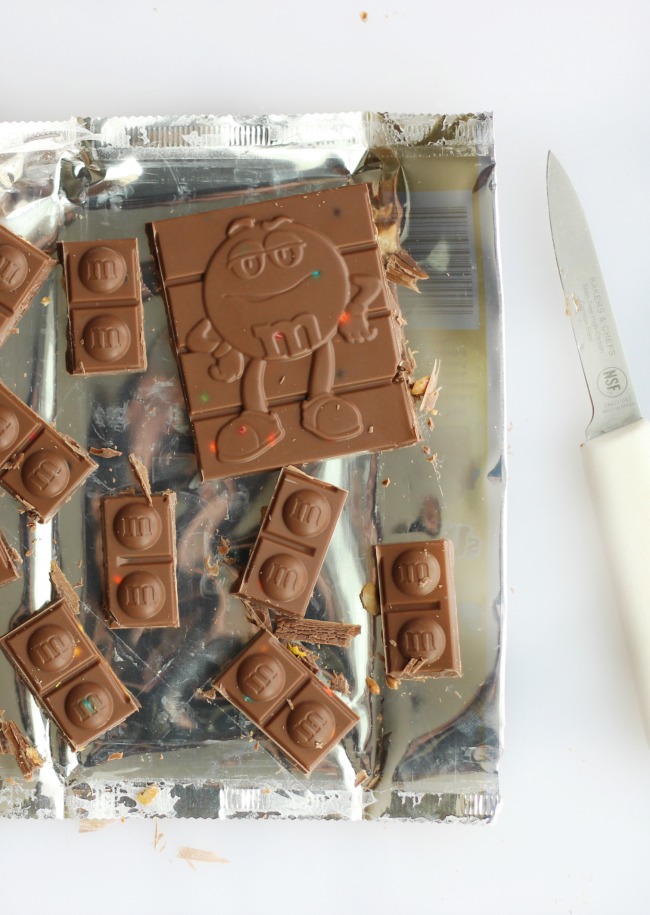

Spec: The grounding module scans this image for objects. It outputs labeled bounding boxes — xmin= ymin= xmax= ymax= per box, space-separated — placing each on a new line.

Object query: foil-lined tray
xmin=0 ymin=112 xmax=504 ymax=821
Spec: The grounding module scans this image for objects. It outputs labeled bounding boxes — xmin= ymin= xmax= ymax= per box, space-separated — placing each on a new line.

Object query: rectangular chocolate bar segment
xmin=375 ymin=540 xmax=461 ymax=680
xmin=0 ymin=598 xmax=139 ymax=750
xmin=59 ymin=238 xmax=146 ymax=374
xmin=101 ymin=492 xmax=179 ymax=628
xmin=237 ymin=466 xmax=347 ymax=618
xmin=0 ymin=528 xmax=21 ymax=587
xmin=0 ymin=379 xmax=97 ymax=523
xmin=216 ymin=629 xmax=358 ymax=774
xmin=0 ymin=224 xmax=55 ymax=349
xmin=149 ymin=183 xmax=419 ymax=480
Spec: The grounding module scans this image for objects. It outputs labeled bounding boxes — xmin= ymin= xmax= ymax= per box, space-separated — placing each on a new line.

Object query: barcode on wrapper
xmin=401 ymin=191 xmax=479 ymax=331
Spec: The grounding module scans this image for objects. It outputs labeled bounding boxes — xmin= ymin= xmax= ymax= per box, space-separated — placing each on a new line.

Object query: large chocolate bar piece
xmin=0 ymin=598 xmax=139 ymax=750
xmin=149 ymin=183 xmax=419 ymax=480
xmin=216 ymin=629 xmax=358 ymax=774
xmin=237 ymin=466 xmax=347 ymax=618
xmin=375 ymin=540 xmax=461 ymax=679
xmin=0 ymin=528 xmax=21 ymax=587
xmin=0 ymin=379 xmax=97 ymax=522
xmin=101 ymin=492 xmax=179 ymax=628
xmin=0 ymin=224 xmax=54 ymax=349
xmin=59 ymin=238 xmax=146 ymax=374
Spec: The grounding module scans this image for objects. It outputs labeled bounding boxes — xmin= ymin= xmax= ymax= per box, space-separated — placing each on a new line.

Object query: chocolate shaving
xmin=128 ymin=453 xmax=153 ymax=506
xmin=385 ymin=250 xmax=429 ymax=292
xmin=275 ymin=616 xmax=361 ymax=648
xmin=242 ymin=600 xmax=273 ymax=633
xmin=49 ymin=561 xmax=81 ymax=615
xmin=0 ymin=530 xmax=21 ymax=580
xmin=89 ymin=446 xmax=123 ymax=458
xmin=0 ymin=718 xmax=44 ymax=780
xmin=401 ymin=657 xmax=429 ymax=678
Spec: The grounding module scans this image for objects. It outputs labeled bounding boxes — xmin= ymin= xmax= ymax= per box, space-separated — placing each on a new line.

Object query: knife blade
xmin=547 ymin=151 xmax=650 ymax=739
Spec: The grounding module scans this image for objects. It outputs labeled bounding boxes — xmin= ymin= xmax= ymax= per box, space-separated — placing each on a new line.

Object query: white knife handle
xmin=583 ymin=417 xmax=650 ymax=738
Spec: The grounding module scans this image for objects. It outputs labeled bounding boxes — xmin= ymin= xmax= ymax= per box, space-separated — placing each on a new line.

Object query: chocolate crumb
xmin=90 ymin=447 xmax=123 ymax=458
xmin=327 ymin=672 xmax=351 ymax=696
xmin=365 ymin=676 xmax=381 ymax=695
xmin=360 ymin=582 xmax=380 ymax=616
xmin=354 ymin=769 xmax=368 ymax=787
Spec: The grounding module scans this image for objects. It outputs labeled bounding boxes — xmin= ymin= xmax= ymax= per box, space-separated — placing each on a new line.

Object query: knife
xmin=547 ymin=151 xmax=650 ymax=738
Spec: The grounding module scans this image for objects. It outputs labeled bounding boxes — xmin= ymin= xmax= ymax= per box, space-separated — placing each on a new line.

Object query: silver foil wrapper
xmin=0 ymin=112 xmax=504 ymax=822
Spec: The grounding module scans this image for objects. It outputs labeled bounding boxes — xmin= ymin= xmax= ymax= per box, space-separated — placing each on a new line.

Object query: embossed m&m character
xmin=187 ymin=214 xmax=382 ymax=462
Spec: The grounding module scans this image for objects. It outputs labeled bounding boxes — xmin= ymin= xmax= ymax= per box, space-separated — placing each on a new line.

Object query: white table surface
xmin=1 ymin=1 xmax=650 ymax=912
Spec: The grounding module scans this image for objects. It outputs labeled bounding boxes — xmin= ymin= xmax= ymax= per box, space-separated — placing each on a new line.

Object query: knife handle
xmin=582 ymin=417 xmax=650 ymax=737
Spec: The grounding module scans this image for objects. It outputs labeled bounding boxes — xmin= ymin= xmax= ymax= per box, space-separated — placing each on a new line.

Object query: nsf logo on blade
xmin=597 ymin=366 xmax=628 ymax=398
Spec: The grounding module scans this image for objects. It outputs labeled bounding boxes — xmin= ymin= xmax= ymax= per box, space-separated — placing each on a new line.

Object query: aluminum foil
xmin=0 ymin=112 xmax=504 ymax=821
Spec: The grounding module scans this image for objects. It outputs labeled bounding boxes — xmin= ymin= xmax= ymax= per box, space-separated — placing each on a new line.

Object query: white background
xmin=2 ymin=1 xmax=650 ymax=912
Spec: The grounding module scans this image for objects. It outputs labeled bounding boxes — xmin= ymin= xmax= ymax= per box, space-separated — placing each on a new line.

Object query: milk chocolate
xmin=0 ymin=224 xmax=55 ymax=349
xmin=0 ymin=379 xmax=97 ymax=522
xmin=375 ymin=540 xmax=461 ymax=679
xmin=0 ymin=598 xmax=139 ymax=750
xmin=101 ymin=492 xmax=178 ymax=628
xmin=237 ymin=467 xmax=347 ymax=618
xmin=149 ymin=183 xmax=419 ymax=480
xmin=0 ymin=528 xmax=21 ymax=587
xmin=216 ymin=629 xmax=358 ymax=774
xmin=59 ymin=238 xmax=146 ymax=374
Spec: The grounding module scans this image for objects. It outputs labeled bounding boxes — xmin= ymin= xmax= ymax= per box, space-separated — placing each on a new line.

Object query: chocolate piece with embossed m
xmin=59 ymin=238 xmax=146 ymax=374
xmin=237 ymin=466 xmax=347 ymax=618
xmin=0 ymin=598 xmax=139 ymax=750
xmin=375 ymin=540 xmax=461 ymax=680
xmin=149 ymin=183 xmax=419 ymax=480
xmin=101 ymin=492 xmax=179 ymax=628
xmin=215 ymin=629 xmax=358 ymax=774
xmin=0 ymin=379 xmax=97 ymax=523
xmin=0 ymin=224 xmax=55 ymax=349
xmin=0 ymin=528 xmax=21 ymax=587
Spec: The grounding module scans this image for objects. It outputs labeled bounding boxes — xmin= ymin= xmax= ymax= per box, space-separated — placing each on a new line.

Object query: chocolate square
xmin=101 ymin=492 xmax=179 ymax=628
xmin=215 ymin=629 xmax=358 ymax=774
xmin=0 ymin=597 xmax=139 ymax=750
xmin=237 ymin=467 xmax=347 ymax=618
xmin=0 ymin=224 xmax=55 ymax=348
xmin=1 ymin=424 xmax=97 ymax=523
xmin=0 ymin=599 xmax=96 ymax=694
xmin=375 ymin=540 xmax=461 ymax=679
xmin=42 ymin=659 xmax=139 ymax=750
xmin=59 ymin=238 xmax=146 ymax=375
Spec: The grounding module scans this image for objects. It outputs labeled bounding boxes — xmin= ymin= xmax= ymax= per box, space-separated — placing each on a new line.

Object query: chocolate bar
xmin=59 ymin=238 xmax=146 ymax=374
xmin=101 ymin=492 xmax=178 ymax=628
xmin=237 ymin=466 xmax=347 ymax=618
xmin=149 ymin=183 xmax=419 ymax=480
xmin=0 ymin=224 xmax=54 ymax=349
xmin=0 ymin=528 xmax=21 ymax=587
xmin=375 ymin=540 xmax=461 ymax=679
xmin=0 ymin=379 xmax=97 ymax=522
xmin=0 ymin=598 xmax=139 ymax=750
xmin=216 ymin=629 xmax=358 ymax=774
